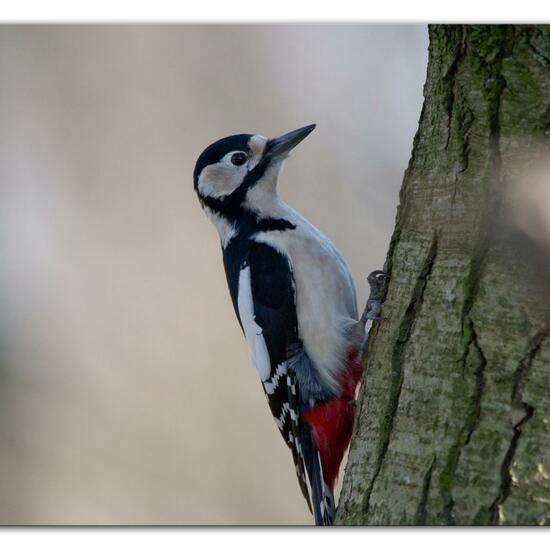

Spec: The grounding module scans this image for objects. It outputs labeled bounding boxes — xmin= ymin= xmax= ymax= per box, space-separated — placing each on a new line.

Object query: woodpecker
xmin=193 ymin=124 xmax=364 ymax=525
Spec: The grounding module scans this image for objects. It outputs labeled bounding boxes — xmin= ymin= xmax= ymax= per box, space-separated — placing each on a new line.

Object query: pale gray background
xmin=0 ymin=25 xmax=428 ymax=524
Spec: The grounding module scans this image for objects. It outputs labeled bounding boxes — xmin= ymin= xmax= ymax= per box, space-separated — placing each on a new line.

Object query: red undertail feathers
xmin=301 ymin=349 xmax=362 ymax=490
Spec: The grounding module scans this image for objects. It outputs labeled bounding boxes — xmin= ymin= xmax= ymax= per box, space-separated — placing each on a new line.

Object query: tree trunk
xmin=336 ymin=24 xmax=550 ymax=526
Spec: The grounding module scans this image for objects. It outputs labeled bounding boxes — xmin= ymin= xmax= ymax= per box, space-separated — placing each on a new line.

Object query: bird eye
xmin=231 ymin=152 xmax=247 ymax=166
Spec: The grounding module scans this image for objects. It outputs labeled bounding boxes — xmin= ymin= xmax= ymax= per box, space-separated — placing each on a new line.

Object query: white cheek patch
xmin=197 ymin=162 xmax=245 ymax=199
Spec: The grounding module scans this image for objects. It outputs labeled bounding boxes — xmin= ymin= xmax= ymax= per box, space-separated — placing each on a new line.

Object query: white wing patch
xmin=237 ymin=265 xmax=271 ymax=381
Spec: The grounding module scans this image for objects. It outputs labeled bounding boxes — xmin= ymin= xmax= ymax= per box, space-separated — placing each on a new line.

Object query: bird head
xmin=193 ymin=124 xmax=316 ymax=220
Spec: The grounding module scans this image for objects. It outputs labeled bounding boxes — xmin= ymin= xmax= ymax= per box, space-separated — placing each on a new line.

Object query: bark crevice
xmin=440 ymin=318 xmax=487 ymax=525
xmin=463 ymin=323 xmax=487 ymax=447
xmin=512 ymin=329 xmax=550 ymax=406
xmin=414 ymin=455 xmax=437 ymax=525
xmin=485 ymin=329 xmax=550 ymax=522
xmin=444 ymin=29 xmax=467 ymax=151
xmin=488 ymin=402 xmax=535 ymax=524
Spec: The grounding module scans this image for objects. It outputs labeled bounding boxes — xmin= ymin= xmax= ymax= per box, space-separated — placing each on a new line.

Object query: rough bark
xmin=336 ymin=25 xmax=550 ymax=526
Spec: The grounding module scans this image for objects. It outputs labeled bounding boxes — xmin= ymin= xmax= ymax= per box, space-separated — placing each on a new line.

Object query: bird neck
xmin=243 ymin=182 xmax=280 ymax=219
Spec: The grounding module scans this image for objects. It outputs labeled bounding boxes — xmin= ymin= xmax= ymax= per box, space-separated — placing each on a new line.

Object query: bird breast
xmin=252 ymin=204 xmax=358 ymax=394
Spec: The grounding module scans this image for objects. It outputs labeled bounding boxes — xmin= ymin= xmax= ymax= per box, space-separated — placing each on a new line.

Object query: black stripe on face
xmin=199 ymin=153 xmax=272 ymax=220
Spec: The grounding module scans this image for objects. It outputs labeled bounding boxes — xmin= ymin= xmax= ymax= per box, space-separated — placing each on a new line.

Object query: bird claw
xmin=362 ymin=269 xmax=387 ymax=322
xmin=367 ymin=314 xmax=384 ymax=322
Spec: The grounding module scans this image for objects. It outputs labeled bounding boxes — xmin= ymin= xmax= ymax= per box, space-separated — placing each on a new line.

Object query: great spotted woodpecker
xmin=193 ymin=125 xmax=365 ymax=525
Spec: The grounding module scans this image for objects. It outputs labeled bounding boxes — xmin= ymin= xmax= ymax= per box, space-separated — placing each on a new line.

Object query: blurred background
xmin=0 ymin=25 xmax=428 ymax=524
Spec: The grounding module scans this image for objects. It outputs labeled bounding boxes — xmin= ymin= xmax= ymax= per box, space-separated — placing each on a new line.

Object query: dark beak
xmin=265 ymin=124 xmax=316 ymax=158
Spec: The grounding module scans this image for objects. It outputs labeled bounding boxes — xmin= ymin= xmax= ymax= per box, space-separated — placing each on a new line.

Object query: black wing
xmin=246 ymin=241 xmax=312 ymax=511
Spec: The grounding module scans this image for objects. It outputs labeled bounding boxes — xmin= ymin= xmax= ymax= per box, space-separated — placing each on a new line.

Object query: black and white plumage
xmin=193 ymin=125 xmax=362 ymax=525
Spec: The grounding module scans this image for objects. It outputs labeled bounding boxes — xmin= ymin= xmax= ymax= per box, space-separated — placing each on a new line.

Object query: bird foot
xmin=366 ymin=313 xmax=384 ymax=322
xmin=359 ymin=269 xmax=388 ymax=324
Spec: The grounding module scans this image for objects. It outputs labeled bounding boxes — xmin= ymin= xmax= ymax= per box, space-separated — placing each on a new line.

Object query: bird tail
xmin=301 ymin=424 xmax=335 ymax=526
xmin=301 ymin=349 xmax=362 ymax=525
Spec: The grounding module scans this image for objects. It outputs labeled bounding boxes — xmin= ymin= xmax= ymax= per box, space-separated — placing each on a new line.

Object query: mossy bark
xmin=336 ymin=25 xmax=550 ymax=526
